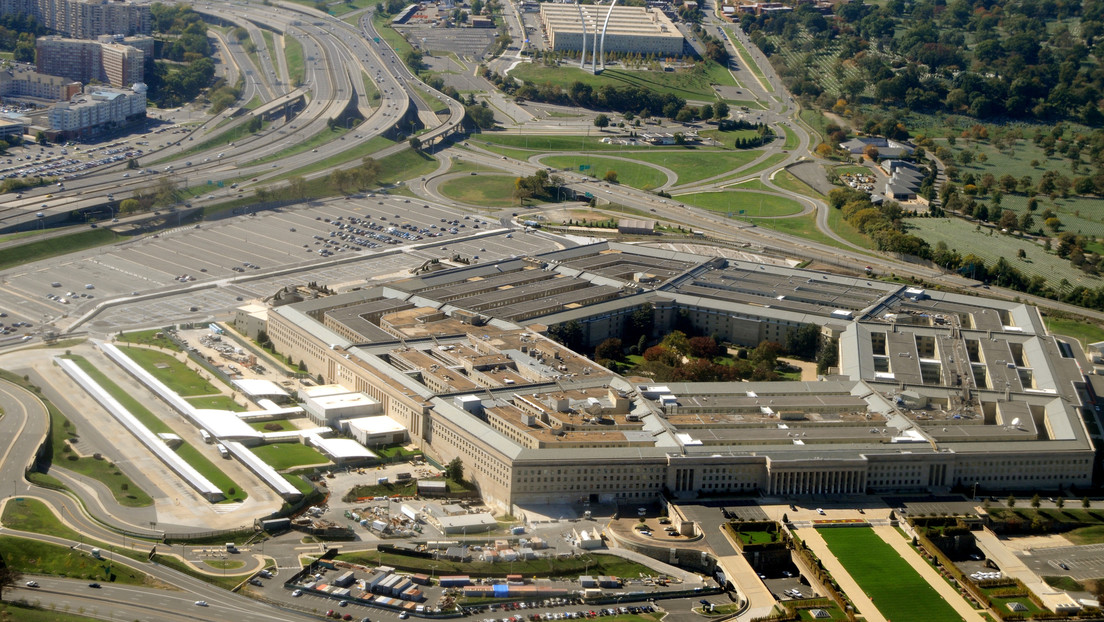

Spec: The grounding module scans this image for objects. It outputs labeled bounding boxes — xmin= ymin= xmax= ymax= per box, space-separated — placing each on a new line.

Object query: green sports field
xmin=818 ymin=528 xmax=965 ymax=622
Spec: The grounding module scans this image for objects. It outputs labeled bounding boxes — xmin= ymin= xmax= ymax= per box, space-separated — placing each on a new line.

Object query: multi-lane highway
xmin=0 ymin=0 xmax=464 ymax=232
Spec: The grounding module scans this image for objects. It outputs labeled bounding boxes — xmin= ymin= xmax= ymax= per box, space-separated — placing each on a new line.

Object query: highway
xmin=0 ymin=0 xmax=464 ymax=232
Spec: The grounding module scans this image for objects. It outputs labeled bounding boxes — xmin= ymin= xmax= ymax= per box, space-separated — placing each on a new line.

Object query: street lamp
xmin=973 ymin=481 xmax=979 ymax=500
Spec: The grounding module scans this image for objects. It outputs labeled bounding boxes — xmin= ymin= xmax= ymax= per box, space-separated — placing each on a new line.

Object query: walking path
xmin=796 ymin=528 xmax=887 ymax=622
xmin=872 ymin=525 xmax=985 ymax=622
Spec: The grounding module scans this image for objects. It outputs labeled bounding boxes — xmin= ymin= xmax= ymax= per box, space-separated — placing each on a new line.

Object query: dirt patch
xmin=779 ymin=357 xmax=817 ymax=381
xmin=1002 ymin=534 xmax=1074 ymax=551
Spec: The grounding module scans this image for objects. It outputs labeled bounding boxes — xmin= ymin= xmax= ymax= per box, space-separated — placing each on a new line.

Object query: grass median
xmin=0 ymin=534 xmax=155 ymax=587
xmin=250 ymin=442 xmax=329 ymax=470
xmin=0 ymin=229 xmax=118 ymax=272
xmin=116 ymin=346 xmax=222 ymax=396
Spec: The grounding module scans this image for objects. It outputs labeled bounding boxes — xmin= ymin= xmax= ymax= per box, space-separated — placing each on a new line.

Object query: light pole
xmin=973 ymin=481 xmax=979 ymax=500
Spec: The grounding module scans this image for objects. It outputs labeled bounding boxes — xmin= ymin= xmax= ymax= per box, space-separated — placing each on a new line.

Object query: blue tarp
xmin=493 ymin=584 xmax=509 ymax=598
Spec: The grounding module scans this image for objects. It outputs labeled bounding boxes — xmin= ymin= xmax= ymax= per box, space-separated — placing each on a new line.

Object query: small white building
xmin=307 ymin=435 xmax=377 ymax=464
xmin=302 ymin=389 xmax=381 ymax=426
xmin=233 ymin=378 xmax=290 ymax=402
xmin=346 ymin=415 xmax=408 ymax=446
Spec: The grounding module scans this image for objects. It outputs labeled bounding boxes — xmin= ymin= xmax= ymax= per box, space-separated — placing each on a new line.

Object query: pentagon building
xmin=266 ymin=243 xmax=1099 ymax=512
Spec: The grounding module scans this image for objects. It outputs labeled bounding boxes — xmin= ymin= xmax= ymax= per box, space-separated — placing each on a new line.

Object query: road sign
xmin=217 ymin=181 xmax=224 ymax=187
xmin=584 ymin=192 xmax=593 ymax=198
xmin=739 ymin=209 xmax=745 ymax=214
xmin=374 ymin=37 xmax=380 ymax=43
xmin=579 ymin=165 xmax=591 ymax=171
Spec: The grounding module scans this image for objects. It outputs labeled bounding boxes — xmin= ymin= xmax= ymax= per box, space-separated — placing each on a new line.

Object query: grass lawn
xmin=250 ymin=443 xmax=329 ymax=470
xmin=799 ymin=109 xmax=832 ymax=145
xmin=0 ymin=601 xmax=133 ymax=622
xmin=249 ymin=418 xmax=296 ymax=432
xmin=1045 ymin=316 xmax=1104 ymax=350
xmin=345 ymin=480 xmax=418 ymax=500
xmin=203 ymin=559 xmax=246 ymax=570
xmin=1044 ymin=575 xmax=1084 ymax=591
xmin=439 ymin=174 xmax=521 ymax=207
xmin=700 ymin=128 xmax=763 ymax=149
xmin=3 ymin=498 xmax=82 ymax=541
xmin=363 ymin=71 xmax=380 ymax=106
xmin=826 ymin=203 xmax=875 ymax=250
xmin=680 ymin=191 xmax=803 ymax=217
xmin=1065 ymin=524 xmax=1104 ymax=545
xmin=336 ymin=550 xmax=660 ymax=579
xmin=509 ymin=62 xmax=736 ymax=101
xmin=542 ymin=155 xmax=667 ymax=190
xmin=629 ymin=150 xmax=762 ymax=186
xmin=731 ymin=529 xmax=777 ymax=545
xmin=372 ymin=13 xmax=415 ymax=61
xmin=819 ymin=528 xmax=965 ymax=622
xmin=376 ymin=445 xmax=423 ymax=461
xmin=907 ymin=217 xmax=1100 ymax=288
xmin=738 ymin=152 xmax=790 ymax=178
xmin=117 ymin=329 xmax=179 ymax=351
xmin=0 ymin=535 xmax=154 ymax=586
xmin=283 ymin=34 xmax=304 ymax=86
xmin=117 ymin=346 xmax=220 ymax=396
xmin=0 ymin=229 xmax=118 ymax=272
xmin=781 ymin=124 xmax=798 ymax=150
xmin=186 ymin=395 xmax=245 ymax=411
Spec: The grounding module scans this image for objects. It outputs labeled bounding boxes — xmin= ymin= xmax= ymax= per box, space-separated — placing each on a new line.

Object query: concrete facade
xmin=539 ymin=4 xmax=684 ymax=56
xmin=264 ymin=243 xmax=1100 ymax=514
xmin=1 ymin=0 xmax=150 ymax=38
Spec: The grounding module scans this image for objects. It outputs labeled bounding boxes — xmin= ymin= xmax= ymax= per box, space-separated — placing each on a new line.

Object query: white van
xmin=216 ymin=443 xmax=229 ymax=458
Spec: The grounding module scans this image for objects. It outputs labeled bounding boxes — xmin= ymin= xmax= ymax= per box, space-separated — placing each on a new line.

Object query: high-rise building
xmin=0 ymin=67 xmax=81 ymax=101
xmin=2 ymin=0 xmax=150 ymax=39
xmin=36 ymin=35 xmax=144 ymax=87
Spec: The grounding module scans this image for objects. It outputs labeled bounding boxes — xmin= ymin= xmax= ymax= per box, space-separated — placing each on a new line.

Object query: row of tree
xmin=740 ymin=0 xmax=1104 ymax=124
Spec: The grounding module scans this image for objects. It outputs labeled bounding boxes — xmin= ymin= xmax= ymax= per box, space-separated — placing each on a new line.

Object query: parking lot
xmin=0 ymin=194 xmax=562 ymax=335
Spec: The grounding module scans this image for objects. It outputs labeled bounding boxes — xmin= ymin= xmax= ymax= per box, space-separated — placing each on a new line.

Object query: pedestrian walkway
xmin=796 ymin=528 xmax=887 ymax=622
xmin=975 ymin=530 xmax=1079 ymax=612
xmin=871 ymin=525 xmax=985 ymax=622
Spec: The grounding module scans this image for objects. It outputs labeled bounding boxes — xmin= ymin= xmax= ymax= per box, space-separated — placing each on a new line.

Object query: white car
xmin=291 ymin=589 xmax=302 ymax=597
xmin=194 ymin=600 xmax=208 ymax=607
xmin=25 ymin=581 xmax=38 ymax=588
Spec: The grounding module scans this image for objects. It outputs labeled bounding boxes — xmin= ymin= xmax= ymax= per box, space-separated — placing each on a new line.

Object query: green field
xmin=250 ymin=442 xmax=329 ymax=470
xmin=439 ymin=174 xmax=522 ymax=206
xmin=249 ymin=418 xmax=296 ymax=432
xmin=679 ymin=191 xmax=804 ymax=217
xmin=0 ymin=229 xmax=118 ymax=272
xmin=253 ymin=126 xmax=353 ymax=166
xmin=907 ymin=218 xmax=1100 ymax=288
xmin=0 ymin=535 xmax=153 ymax=587
xmin=0 ymin=602 xmax=124 ymax=622
xmin=283 ymin=34 xmax=304 ymax=86
xmin=542 ymin=155 xmax=668 ymax=190
xmin=737 ymin=152 xmax=790 ymax=178
xmin=477 ymin=134 xmax=685 ymax=153
xmin=771 ymin=170 xmax=825 ymax=200
xmin=628 ymin=150 xmax=762 ymax=186
xmin=186 ymin=395 xmax=245 ymax=411
xmin=509 ymin=62 xmax=737 ymax=101
xmin=117 ymin=346 xmax=220 ymax=396
xmin=819 ymin=528 xmax=965 ymax=622
xmin=117 ymin=329 xmax=179 ymax=351
xmin=1045 ymin=316 xmax=1104 ymax=349
xmin=268 ymin=135 xmax=395 ymax=184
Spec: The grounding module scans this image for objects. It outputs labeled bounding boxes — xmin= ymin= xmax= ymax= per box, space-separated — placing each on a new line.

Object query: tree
xmin=1083 ymin=497 xmax=1091 ymax=509
xmin=445 ymin=457 xmax=464 ymax=482
xmin=1031 ymin=494 xmax=1041 ymax=509
xmin=409 ymin=136 xmax=422 ymax=151
xmin=0 ymin=555 xmax=21 ymax=601
xmin=35 ymin=131 xmax=46 ymax=146
xmin=689 ymin=336 xmax=720 ymax=359
xmin=1007 ymin=494 xmax=1016 ymax=508
xmin=594 ymin=338 xmax=623 ymax=362
xmin=712 ymin=101 xmax=729 ymax=120
xmin=603 ymin=170 xmax=619 ymax=183
xmin=593 ymin=113 xmax=610 ymax=129
xmin=1056 ymin=497 xmax=1065 ymax=510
